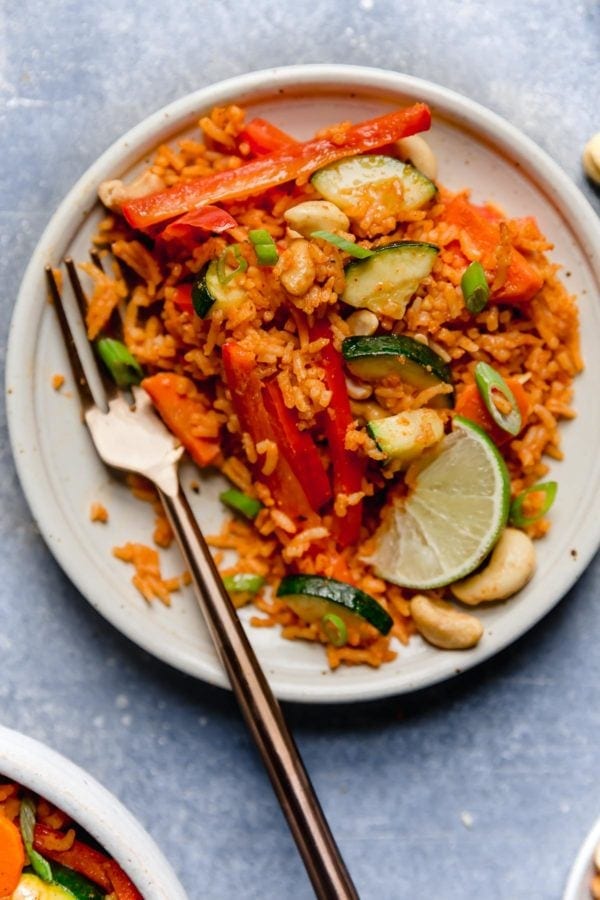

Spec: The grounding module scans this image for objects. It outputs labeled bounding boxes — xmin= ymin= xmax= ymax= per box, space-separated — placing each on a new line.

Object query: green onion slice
xmin=219 ymin=488 xmax=262 ymax=520
xmin=461 ymin=260 xmax=490 ymax=314
xmin=216 ymin=244 xmax=248 ymax=284
xmin=223 ymin=573 xmax=265 ymax=594
xmin=248 ymin=228 xmax=273 ymax=244
xmin=474 ymin=361 xmax=522 ymax=436
xmin=96 ymin=337 xmax=144 ymax=388
xmin=254 ymin=243 xmax=279 ymax=266
xmin=321 ymin=613 xmax=348 ymax=647
xmin=249 ymin=228 xmax=279 ymax=266
xmin=510 ymin=481 xmax=557 ymax=527
xmin=310 ymin=230 xmax=374 ymax=259
xmin=20 ymin=796 xmax=53 ymax=882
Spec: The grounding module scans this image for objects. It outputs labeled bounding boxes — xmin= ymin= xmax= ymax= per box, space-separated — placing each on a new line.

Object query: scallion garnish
xmin=219 ymin=488 xmax=262 ymax=520
xmin=96 ymin=337 xmax=144 ymax=389
xmin=20 ymin=796 xmax=53 ymax=882
xmin=321 ymin=612 xmax=348 ymax=647
xmin=216 ymin=244 xmax=248 ymax=284
xmin=474 ymin=361 xmax=522 ymax=436
xmin=310 ymin=230 xmax=374 ymax=259
xmin=248 ymin=228 xmax=279 ymax=266
xmin=248 ymin=228 xmax=272 ymax=244
xmin=461 ymin=260 xmax=490 ymax=314
xmin=509 ymin=481 xmax=557 ymax=527
xmin=223 ymin=573 xmax=265 ymax=594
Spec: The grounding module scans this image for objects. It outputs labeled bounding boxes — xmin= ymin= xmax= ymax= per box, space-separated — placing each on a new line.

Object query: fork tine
xmin=65 ymin=257 xmax=119 ymax=403
xmin=45 ymin=265 xmax=95 ymax=412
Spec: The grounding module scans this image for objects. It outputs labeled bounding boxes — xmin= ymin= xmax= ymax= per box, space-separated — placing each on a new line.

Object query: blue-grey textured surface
xmin=1 ymin=2 xmax=599 ymax=898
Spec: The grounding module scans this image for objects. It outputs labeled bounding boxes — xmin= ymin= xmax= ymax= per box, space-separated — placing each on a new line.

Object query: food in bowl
xmin=71 ymin=99 xmax=580 ymax=670
xmin=0 ymin=778 xmax=141 ymax=898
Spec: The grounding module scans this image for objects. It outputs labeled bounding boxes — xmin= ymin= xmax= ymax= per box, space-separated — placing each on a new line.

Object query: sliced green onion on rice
xmin=223 ymin=573 xmax=265 ymax=594
xmin=249 ymin=228 xmax=279 ymax=266
xmin=321 ymin=612 xmax=348 ymax=647
xmin=96 ymin=337 xmax=144 ymax=388
xmin=219 ymin=488 xmax=262 ymax=519
xmin=474 ymin=361 xmax=522 ymax=436
xmin=509 ymin=481 xmax=557 ymax=527
xmin=461 ymin=260 xmax=490 ymax=314
xmin=310 ymin=230 xmax=374 ymax=259
xmin=216 ymin=244 xmax=248 ymax=284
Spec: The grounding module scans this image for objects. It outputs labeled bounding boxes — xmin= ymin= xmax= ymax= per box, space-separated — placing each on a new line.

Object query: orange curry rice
xmin=80 ymin=101 xmax=580 ymax=669
xmin=0 ymin=778 xmax=142 ymax=897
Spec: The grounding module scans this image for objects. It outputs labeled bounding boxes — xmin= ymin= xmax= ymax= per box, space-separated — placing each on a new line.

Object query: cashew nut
xmin=450 ymin=528 xmax=536 ymax=605
xmin=346 ymin=309 xmax=379 ymax=336
xmin=345 ymin=376 xmax=373 ymax=400
xmin=98 ymin=170 xmax=166 ymax=212
xmin=583 ymin=133 xmax=600 ymax=185
xmin=278 ymin=240 xmax=316 ymax=296
xmin=394 ymin=135 xmax=438 ymax=181
xmin=410 ymin=595 xmax=483 ymax=650
xmin=284 ymin=200 xmax=350 ymax=237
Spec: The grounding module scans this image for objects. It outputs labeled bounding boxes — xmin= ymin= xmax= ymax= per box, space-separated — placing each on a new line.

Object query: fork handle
xmin=159 ymin=487 xmax=359 ymax=900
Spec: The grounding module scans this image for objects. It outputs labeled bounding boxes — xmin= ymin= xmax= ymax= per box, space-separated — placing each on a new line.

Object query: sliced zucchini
xmin=342 ymin=241 xmax=438 ymax=319
xmin=11 ymin=873 xmax=84 ymax=899
xmin=310 ymin=154 xmax=436 ymax=219
xmin=342 ymin=334 xmax=454 ymax=408
xmin=192 ymin=258 xmax=246 ymax=318
xmin=277 ymin=574 xmax=392 ymax=636
xmin=367 ymin=409 xmax=445 ymax=463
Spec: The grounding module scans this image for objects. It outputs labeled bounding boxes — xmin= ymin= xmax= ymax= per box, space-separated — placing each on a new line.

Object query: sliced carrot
xmin=455 ymin=379 xmax=530 ymax=446
xmin=0 ymin=815 xmax=25 ymax=895
xmin=142 ymin=373 xmax=221 ymax=467
xmin=445 ymin=194 xmax=543 ymax=303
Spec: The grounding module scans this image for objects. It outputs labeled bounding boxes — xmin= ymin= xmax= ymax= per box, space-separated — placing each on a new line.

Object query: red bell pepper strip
xmin=222 ymin=341 xmax=314 ymax=519
xmin=455 ymin=378 xmax=530 ymax=446
xmin=445 ymin=194 xmax=544 ymax=304
xmin=159 ymin=204 xmax=238 ymax=241
xmin=238 ymin=117 xmax=298 ymax=156
xmin=311 ymin=322 xmax=365 ymax=547
xmin=33 ymin=824 xmax=142 ymax=898
xmin=170 ymin=282 xmax=194 ymax=313
xmin=123 ymin=103 xmax=432 ymax=229
xmin=262 ymin=379 xmax=332 ymax=511
xmin=104 ymin=860 xmax=145 ymax=900
xmin=142 ymin=373 xmax=221 ymax=467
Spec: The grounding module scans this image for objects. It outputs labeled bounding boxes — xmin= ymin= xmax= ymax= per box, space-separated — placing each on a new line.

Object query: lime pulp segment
xmin=367 ymin=416 xmax=510 ymax=589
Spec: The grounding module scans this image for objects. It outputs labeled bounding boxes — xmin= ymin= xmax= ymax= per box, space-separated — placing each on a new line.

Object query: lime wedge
xmin=367 ymin=415 xmax=510 ymax=589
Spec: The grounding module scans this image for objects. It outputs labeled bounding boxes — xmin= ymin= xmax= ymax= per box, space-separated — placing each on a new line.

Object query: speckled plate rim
xmin=0 ymin=725 xmax=187 ymax=899
xmin=564 ymin=815 xmax=600 ymax=899
xmin=6 ymin=64 xmax=600 ymax=703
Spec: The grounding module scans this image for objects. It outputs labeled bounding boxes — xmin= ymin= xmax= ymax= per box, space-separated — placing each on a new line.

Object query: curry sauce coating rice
xmin=87 ymin=103 xmax=580 ymax=668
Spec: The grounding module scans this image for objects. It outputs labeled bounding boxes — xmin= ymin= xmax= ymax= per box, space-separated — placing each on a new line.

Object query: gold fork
xmin=45 ymin=259 xmax=359 ymax=900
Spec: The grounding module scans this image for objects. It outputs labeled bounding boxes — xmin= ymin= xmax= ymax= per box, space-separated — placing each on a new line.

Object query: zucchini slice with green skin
xmin=342 ymin=241 xmax=439 ymax=319
xmin=367 ymin=409 xmax=445 ymax=462
xmin=192 ymin=258 xmax=246 ymax=318
xmin=310 ymin=155 xmax=436 ymax=217
xmin=277 ymin=574 xmax=393 ymax=635
xmin=51 ymin=863 xmax=106 ymax=900
xmin=342 ymin=334 xmax=454 ymax=408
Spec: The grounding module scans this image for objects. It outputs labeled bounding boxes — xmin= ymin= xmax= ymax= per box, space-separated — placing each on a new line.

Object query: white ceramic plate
xmin=564 ymin=816 xmax=600 ymax=899
xmin=7 ymin=65 xmax=600 ymax=703
xmin=0 ymin=725 xmax=186 ymax=899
